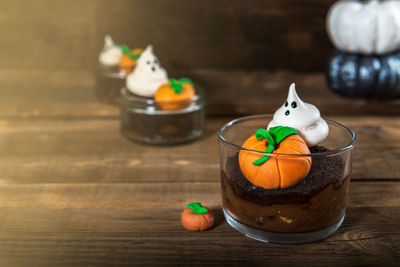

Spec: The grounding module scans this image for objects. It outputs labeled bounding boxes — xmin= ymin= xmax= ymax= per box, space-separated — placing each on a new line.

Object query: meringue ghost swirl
xmin=267 ymin=83 xmax=329 ymax=147
xmin=98 ymin=35 xmax=122 ymax=66
xmin=126 ymin=45 xmax=168 ymax=97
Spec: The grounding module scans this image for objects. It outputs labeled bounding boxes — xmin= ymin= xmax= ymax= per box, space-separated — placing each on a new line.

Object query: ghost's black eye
xmin=151 ymin=66 xmax=156 ymax=72
xmin=154 ymin=59 xmax=158 ymax=64
xmin=291 ymin=101 xmax=297 ymax=108
xmin=147 ymin=61 xmax=151 ymax=65
xmin=285 ymin=101 xmax=288 ymax=107
xmin=285 ymin=110 xmax=290 ymax=116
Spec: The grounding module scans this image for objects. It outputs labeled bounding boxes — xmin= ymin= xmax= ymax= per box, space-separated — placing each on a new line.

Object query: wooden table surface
xmin=1 ymin=70 xmax=400 ymax=266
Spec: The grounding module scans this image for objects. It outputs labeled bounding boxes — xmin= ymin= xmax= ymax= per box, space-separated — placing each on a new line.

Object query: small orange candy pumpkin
xmin=239 ymin=127 xmax=311 ymax=189
xmin=181 ymin=202 xmax=214 ymax=231
xmin=155 ymin=78 xmax=195 ymax=110
xmin=119 ymin=46 xmax=143 ymax=74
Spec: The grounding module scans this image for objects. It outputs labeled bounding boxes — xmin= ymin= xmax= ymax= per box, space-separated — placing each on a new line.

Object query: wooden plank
xmin=1 ymin=69 xmax=399 ymax=119
xmin=0 ymin=116 xmax=399 ymax=185
xmin=0 ymin=69 xmax=117 ymax=119
xmin=0 ymin=182 xmax=398 ymax=266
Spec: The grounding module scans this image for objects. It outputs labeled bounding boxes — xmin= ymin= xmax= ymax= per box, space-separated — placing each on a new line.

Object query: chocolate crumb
xmin=223 ymin=146 xmax=346 ymax=206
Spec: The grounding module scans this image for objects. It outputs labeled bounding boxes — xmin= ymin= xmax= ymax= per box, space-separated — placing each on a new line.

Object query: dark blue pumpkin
xmin=326 ymin=49 xmax=400 ymax=99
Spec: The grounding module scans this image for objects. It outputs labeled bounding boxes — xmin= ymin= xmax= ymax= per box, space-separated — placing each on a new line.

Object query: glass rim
xmin=119 ymin=85 xmax=205 ymax=115
xmin=217 ymin=114 xmax=357 ymax=157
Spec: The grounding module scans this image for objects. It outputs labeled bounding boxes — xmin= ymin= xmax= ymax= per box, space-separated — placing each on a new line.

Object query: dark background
xmin=1 ymin=0 xmax=336 ymax=71
xmin=1 ymin=0 xmax=398 ymax=117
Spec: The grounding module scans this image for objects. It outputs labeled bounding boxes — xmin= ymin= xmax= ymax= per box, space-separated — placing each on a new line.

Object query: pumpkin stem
xmin=186 ymin=202 xmax=208 ymax=215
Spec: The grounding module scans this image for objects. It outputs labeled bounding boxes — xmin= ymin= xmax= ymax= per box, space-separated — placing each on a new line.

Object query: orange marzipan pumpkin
xmin=119 ymin=48 xmax=143 ymax=74
xmin=155 ymin=79 xmax=195 ymax=110
xmin=238 ymin=131 xmax=311 ymax=189
xmin=181 ymin=203 xmax=214 ymax=231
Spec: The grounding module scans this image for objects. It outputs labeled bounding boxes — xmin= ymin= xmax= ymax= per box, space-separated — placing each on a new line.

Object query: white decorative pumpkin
xmin=327 ymin=0 xmax=400 ymax=55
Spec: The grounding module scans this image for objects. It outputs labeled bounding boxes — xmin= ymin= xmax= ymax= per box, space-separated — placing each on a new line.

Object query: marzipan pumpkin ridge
xmin=181 ymin=202 xmax=214 ymax=231
xmin=154 ymin=78 xmax=195 ymax=110
xmin=274 ymin=156 xmax=281 ymax=188
xmin=252 ymin=126 xmax=298 ymax=166
xmin=283 ymin=135 xmax=308 ymax=147
xmin=238 ymin=126 xmax=311 ymax=189
xmin=283 ymin=142 xmax=308 ymax=155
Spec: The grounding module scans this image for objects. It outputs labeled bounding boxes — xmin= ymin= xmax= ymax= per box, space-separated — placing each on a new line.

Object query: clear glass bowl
xmin=119 ymin=85 xmax=205 ymax=145
xmin=218 ymin=114 xmax=356 ymax=243
xmin=95 ymin=64 xmax=126 ymax=104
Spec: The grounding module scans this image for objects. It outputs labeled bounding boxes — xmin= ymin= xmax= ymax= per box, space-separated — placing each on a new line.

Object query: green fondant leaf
xmin=169 ymin=78 xmax=193 ymax=94
xmin=121 ymin=45 xmax=130 ymax=54
xmin=268 ymin=126 xmax=298 ymax=145
xmin=251 ymin=126 xmax=296 ymax=166
xmin=187 ymin=202 xmax=208 ymax=214
xmin=170 ymin=78 xmax=183 ymax=93
xmin=121 ymin=45 xmax=142 ymax=60
xmin=128 ymin=52 xmax=141 ymax=60
xmin=251 ymin=126 xmax=298 ymax=166
xmin=180 ymin=77 xmax=194 ymax=86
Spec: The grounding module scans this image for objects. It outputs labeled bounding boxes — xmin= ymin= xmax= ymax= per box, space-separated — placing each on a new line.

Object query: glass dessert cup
xmin=218 ymin=114 xmax=356 ymax=243
xmin=95 ymin=64 xmax=126 ymax=104
xmin=119 ymin=86 xmax=205 ymax=145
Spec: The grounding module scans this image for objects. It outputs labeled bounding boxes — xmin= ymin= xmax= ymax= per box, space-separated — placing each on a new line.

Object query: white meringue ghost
xmin=98 ymin=35 xmax=123 ymax=66
xmin=268 ymin=83 xmax=329 ymax=147
xmin=126 ymin=45 xmax=168 ymax=97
